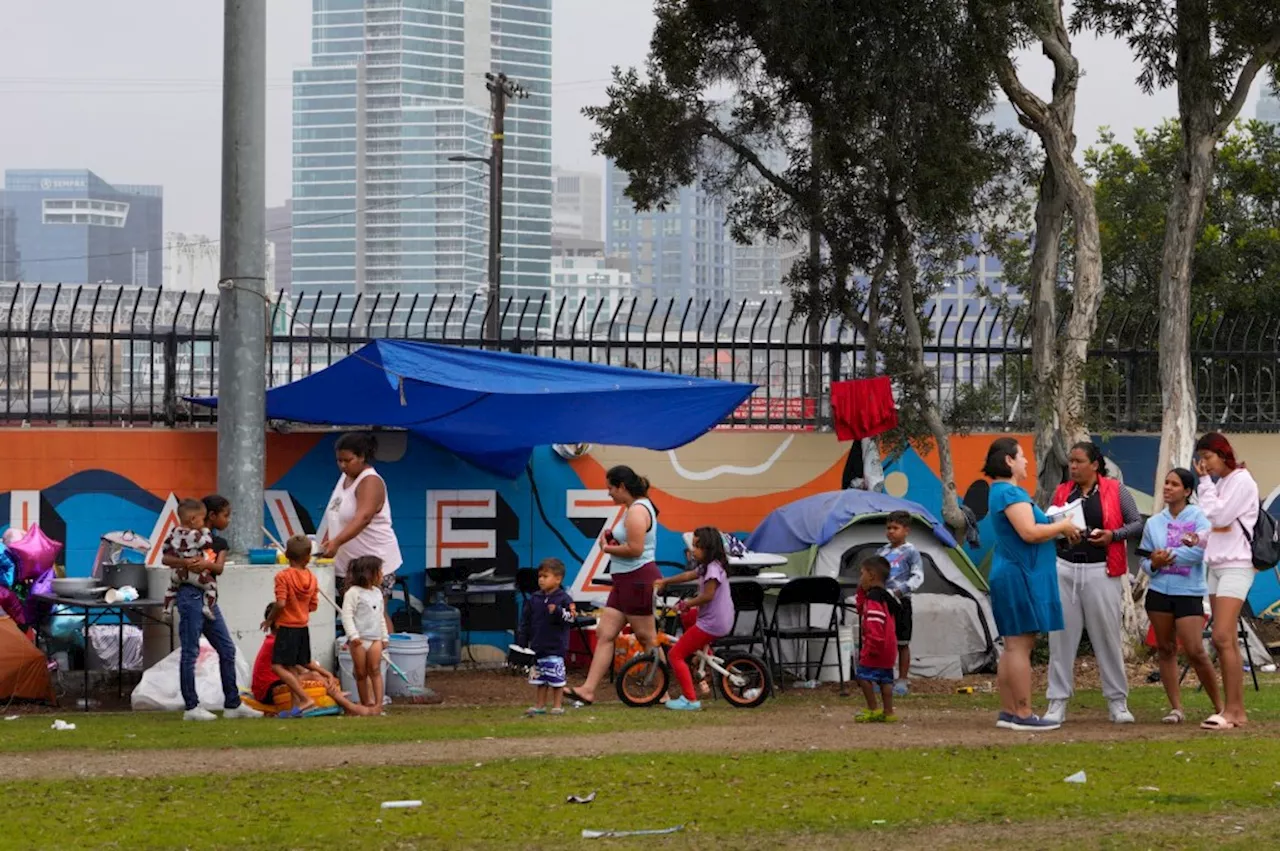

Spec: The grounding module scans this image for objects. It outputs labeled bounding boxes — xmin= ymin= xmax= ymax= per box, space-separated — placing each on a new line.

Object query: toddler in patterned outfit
xmin=163 ymin=498 xmax=218 ymax=620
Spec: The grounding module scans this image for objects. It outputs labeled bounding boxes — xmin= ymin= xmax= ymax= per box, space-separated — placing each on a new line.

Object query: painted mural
xmin=2 ymin=428 xmax=1279 ymax=624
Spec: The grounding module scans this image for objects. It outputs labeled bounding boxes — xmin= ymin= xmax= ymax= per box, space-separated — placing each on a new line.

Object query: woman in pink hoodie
xmin=1192 ymin=432 xmax=1258 ymax=731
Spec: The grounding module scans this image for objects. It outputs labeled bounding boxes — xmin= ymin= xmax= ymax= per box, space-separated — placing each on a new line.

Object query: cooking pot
xmin=102 ymin=562 xmax=148 ymax=591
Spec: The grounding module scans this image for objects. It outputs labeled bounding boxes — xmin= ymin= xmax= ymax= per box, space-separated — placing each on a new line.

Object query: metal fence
xmin=1 ymin=282 xmax=1277 ymax=432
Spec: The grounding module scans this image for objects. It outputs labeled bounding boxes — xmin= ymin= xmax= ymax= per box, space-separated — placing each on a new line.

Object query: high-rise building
xmin=265 ymin=200 xmax=293 ymax=293
xmin=553 ymin=166 xmax=602 ymax=242
xmin=606 ymin=161 xmax=733 ymax=304
xmin=1 ymin=169 xmax=162 ymax=286
xmin=0 ymin=204 xmax=19 ymax=282
xmin=291 ymin=0 xmax=552 ymax=315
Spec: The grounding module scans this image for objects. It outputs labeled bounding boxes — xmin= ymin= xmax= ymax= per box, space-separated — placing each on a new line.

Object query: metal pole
xmin=217 ymin=0 xmax=267 ymax=556
xmin=486 ymin=78 xmax=505 ymax=346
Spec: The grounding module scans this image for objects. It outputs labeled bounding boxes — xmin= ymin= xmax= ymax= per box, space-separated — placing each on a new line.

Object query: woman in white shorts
xmin=1191 ymin=432 xmax=1258 ymax=731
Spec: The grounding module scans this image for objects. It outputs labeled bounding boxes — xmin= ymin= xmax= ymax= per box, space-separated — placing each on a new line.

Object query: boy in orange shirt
xmin=261 ymin=535 xmax=319 ymax=717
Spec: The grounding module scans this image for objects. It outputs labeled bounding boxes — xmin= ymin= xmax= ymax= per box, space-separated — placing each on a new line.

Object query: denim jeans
xmin=177 ymin=584 xmax=241 ymax=711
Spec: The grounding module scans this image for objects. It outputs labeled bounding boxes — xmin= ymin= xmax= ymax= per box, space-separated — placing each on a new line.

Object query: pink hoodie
xmin=1196 ymin=468 xmax=1259 ymax=570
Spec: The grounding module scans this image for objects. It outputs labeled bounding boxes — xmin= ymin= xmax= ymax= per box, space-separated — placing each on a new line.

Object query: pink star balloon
xmin=8 ymin=525 xmax=63 ymax=583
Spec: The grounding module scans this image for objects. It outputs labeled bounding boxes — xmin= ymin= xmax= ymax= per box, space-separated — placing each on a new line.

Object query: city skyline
xmin=2 ymin=1 xmax=1271 ymax=242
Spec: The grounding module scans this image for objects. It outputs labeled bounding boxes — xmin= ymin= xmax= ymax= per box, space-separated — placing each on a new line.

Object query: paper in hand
xmin=1045 ymin=499 xmax=1086 ymax=533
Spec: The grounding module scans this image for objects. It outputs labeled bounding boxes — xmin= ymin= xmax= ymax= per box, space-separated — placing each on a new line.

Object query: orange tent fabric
xmin=0 ymin=616 xmax=54 ymax=703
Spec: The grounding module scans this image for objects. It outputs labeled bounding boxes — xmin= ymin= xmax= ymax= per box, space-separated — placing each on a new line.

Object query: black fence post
xmin=162 ymin=330 xmax=178 ymax=427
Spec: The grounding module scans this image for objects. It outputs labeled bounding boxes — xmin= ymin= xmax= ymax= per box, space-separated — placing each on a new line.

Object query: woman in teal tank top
xmin=566 ymin=465 xmax=660 ymax=706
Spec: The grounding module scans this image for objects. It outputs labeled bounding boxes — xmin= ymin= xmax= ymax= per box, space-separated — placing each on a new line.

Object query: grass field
xmin=4 ymin=681 xmax=1280 ymax=849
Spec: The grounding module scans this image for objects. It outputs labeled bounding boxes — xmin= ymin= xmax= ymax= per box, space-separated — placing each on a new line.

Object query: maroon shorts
xmin=605 ymin=562 xmax=661 ymax=616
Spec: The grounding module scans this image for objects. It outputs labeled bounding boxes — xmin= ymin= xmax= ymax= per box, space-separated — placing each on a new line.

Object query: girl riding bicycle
xmin=653 ymin=526 xmax=734 ymax=711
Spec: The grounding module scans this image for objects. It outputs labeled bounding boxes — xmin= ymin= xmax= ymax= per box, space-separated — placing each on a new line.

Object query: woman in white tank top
xmin=321 ymin=433 xmax=403 ymax=634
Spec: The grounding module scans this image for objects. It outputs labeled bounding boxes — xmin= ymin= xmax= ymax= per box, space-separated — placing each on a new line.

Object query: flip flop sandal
xmin=1162 ymin=708 xmax=1184 ymax=724
xmin=565 ymin=688 xmax=594 ymax=706
xmin=1200 ymin=713 xmax=1235 ymax=731
xmin=278 ymin=707 xmax=303 ymax=719
xmin=854 ymin=709 xmax=882 ymax=723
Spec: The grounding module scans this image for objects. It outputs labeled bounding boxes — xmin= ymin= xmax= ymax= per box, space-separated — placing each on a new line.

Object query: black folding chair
xmin=762 ymin=576 xmax=845 ymax=694
xmin=712 ymin=581 xmax=768 ymax=655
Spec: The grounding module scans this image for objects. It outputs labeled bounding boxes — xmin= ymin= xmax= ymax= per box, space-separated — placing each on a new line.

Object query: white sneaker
xmin=183 ymin=707 xmax=217 ymax=722
xmin=1108 ymin=699 xmax=1135 ymax=724
xmin=1043 ymin=699 xmax=1068 ymax=724
xmin=223 ymin=703 xmax=264 ymax=719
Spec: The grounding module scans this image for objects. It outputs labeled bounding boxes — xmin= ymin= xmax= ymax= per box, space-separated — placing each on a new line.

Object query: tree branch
xmin=993 ymin=55 xmax=1052 ymax=130
xmin=1213 ymin=32 xmax=1280 ymax=138
xmin=695 ymin=116 xmax=804 ymax=201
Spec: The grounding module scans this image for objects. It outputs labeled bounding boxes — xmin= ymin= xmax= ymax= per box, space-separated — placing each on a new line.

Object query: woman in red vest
xmin=1044 ymin=442 xmax=1143 ymax=726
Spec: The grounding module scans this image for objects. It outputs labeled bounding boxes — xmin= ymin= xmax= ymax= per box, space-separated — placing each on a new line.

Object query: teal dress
xmin=987 ymin=482 xmax=1064 ymax=637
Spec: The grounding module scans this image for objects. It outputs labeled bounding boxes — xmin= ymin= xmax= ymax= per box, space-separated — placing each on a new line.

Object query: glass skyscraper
xmin=0 ymin=169 xmax=163 ymax=286
xmin=291 ymin=0 xmax=551 ymax=320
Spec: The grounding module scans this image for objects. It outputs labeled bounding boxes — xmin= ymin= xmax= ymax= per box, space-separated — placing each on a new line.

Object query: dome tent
xmin=747 ymin=491 xmax=996 ymax=678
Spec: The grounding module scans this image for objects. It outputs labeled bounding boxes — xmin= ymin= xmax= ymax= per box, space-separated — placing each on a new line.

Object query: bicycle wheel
xmin=715 ymin=652 xmax=772 ymax=708
xmin=616 ymin=653 xmax=670 ymax=707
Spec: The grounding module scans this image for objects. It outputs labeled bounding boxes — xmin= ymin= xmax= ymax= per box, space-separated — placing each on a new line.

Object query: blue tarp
xmin=746 ymin=490 xmax=958 ymax=554
xmin=191 ymin=340 xmax=756 ymax=478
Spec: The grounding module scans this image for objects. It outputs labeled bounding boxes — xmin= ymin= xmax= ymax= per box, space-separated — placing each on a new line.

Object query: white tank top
xmin=332 ymin=467 xmax=402 ymax=578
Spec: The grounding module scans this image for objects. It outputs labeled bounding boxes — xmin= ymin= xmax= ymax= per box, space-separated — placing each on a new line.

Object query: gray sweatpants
xmin=1046 ymin=559 xmax=1129 ymax=702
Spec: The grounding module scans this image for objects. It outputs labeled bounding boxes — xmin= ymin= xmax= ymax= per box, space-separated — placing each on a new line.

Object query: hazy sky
xmin=0 ymin=1 xmax=1269 ymax=237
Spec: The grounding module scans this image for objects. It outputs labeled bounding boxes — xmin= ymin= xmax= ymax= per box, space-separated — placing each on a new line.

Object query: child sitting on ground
xmin=260 ymin=535 xmax=321 ymax=717
xmin=855 ymin=555 xmax=900 ymax=723
xmin=653 ymin=526 xmax=734 ymax=712
xmin=878 ymin=510 xmax=923 ymax=696
xmin=162 ymin=498 xmax=217 ymax=620
xmin=254 ymin=603 xmax=376 ymax=716
xmin=515 ymin=558 xmax=576 ymax=716
xmin=341 ymin=556 xmax=390 ymax=711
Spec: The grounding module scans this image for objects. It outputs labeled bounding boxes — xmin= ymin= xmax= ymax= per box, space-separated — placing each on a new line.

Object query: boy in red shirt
xmin=854 ymin=555 xmax=901 ymax=723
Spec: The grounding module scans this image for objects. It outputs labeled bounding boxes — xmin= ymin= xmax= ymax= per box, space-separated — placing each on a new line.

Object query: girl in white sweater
xmin=342 ymin=556 xmax=390 ymax=711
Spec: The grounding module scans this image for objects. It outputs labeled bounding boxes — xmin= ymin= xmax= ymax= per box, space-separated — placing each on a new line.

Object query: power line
xmin=12 ymin=177 xmax=482 ymax=267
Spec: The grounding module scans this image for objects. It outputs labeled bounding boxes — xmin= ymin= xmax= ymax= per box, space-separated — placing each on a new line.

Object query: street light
xmin=450 ymin=154 xmax=500 ymax=345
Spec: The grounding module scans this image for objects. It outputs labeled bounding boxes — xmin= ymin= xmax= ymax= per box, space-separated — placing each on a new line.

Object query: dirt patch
xmin=4 ymin=704 xmax=1276 ymax=782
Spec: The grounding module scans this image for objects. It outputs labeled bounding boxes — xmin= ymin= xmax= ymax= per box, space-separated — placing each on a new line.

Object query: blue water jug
xmin=423 ymin=600 xmax=461 ymax=667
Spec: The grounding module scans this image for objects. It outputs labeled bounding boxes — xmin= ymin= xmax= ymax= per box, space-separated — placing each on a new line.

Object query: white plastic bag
xmin=130 ymin=638 xmax=251 ymax=711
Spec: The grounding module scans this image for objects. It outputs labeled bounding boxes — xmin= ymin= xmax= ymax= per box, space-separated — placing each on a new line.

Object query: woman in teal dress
xmin=984 ymin=438 xmax=1081 ymax=732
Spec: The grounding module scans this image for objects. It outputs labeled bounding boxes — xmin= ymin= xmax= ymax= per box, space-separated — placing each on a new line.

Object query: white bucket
xmin=385 ymin=632 xmax=430 ymax=696
xmin=335 ymin=638 xmax=390 ymax=696
xmin=816 ymin=623 xmax=857 ymax=684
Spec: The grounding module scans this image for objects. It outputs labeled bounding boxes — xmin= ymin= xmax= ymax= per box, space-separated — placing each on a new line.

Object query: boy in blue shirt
xmin=878 ymin=510 xmax=924 ymax=696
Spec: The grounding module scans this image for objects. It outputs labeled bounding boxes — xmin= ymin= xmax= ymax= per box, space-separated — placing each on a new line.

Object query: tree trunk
xmin=1054 ymin=159 xmax=1104 ymax=451
xmin=1028 ymin=160 xmax=1069 ymax=506
xmin=892 ymin=219 xmax=966 ymax=533
xmin=1153 ymin=137 xmax=1214 ymax=507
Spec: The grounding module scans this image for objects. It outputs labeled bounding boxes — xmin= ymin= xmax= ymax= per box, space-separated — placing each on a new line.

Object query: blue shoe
xmin=995 ymin=711 xmax=1016 ymax=729
xmin=666 ymin=697 xmax=702 ymax=711
xmin=893 ymin=680 xmax=909 ymax=697
xmin=1004 ymin=713 xmax=1060 ymax=732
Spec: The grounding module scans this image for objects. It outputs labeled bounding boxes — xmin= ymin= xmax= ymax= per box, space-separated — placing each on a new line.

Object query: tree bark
xmin=891 ymin=212 xmax=966 ymax=533
xmin=987 ymin=1 xmax=1104 ymax=495
xmin=1028 ymin=160 xmax=1069 ymax=506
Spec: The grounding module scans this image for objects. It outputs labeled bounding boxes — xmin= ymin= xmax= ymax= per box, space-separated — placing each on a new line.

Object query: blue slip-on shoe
xmin=665 ymin=697 xmax=703 ymax=711
xmin=1004 ymin=713 xmax=1061 ymax=732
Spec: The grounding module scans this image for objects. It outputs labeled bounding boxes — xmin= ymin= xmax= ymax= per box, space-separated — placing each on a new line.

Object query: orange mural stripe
xmin=574 ymin=500 xmax=616 ymax=508
xmin=273 ymin=498 xmax=296 ymax=537
xmin=20 ymin=502 xmax=28 ymax=532
xmin=434 ymin=498 xmax=493 ymax=566
xmin=568 ymin=455 xmax=847 ymax=534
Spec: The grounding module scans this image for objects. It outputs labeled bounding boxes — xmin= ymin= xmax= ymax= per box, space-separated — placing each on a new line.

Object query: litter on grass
xmin=567 ymin=792 xmax=596 ymax=804
xmin=582 ymin=825 xmax=684 ymax=839
xmin=4 ymin=715 xmax=18 ymax=721
xmin=50 ymin=719 xmax=76 ymax=731
xmin=1064 ymin=771 xmax=1087 ymax=784
xmin=1138 ymin=786 xmax=1160 ymax=792
xmin=380 ymin=801 xmax=422 ymax=810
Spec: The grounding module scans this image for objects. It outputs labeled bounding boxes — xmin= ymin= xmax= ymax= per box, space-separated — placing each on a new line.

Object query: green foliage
xmin=1086 ymin=119 xmax=1280 ymax=317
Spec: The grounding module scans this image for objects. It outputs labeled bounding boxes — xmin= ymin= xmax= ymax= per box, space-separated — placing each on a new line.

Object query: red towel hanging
xmin=830 ymin=377 xmax=898 ymax=442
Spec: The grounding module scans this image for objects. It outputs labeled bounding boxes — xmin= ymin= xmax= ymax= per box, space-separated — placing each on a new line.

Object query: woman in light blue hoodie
xmin=1140 ymin=467 xmax=1221 ymax=724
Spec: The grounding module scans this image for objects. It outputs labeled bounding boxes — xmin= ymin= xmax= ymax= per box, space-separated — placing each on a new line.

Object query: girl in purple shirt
xmin=654 ymin=526 xmax=735 ymax=711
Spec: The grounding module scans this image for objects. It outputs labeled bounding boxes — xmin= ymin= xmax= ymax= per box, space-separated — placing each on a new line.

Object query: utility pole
xmin=217 ymin=0 xmax=267 ymax=556
xmin=484 ymin=71 xmax=528 ymax=347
